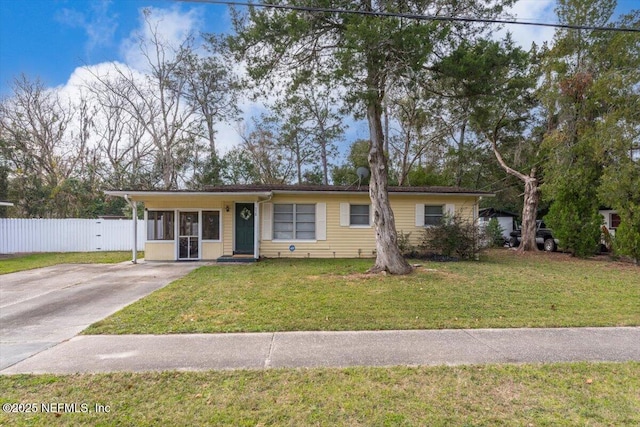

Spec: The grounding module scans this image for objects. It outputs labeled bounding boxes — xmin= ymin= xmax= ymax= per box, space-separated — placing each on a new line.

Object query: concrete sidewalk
xmin=2 ymin=327 xmax=639 ymax=374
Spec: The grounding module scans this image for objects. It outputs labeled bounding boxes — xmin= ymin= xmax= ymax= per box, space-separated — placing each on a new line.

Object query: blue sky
xmin=0 ymin=0 xmax=636 ymax=151
xmin=2 ymin=0 xmax=637 ymax=95
xmin=0 ymin=0 xmax=230 ymax=96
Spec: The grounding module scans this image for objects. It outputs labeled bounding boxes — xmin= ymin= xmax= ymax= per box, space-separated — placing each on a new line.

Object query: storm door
xmin=178 ymin=212 xmax=199 ymax=260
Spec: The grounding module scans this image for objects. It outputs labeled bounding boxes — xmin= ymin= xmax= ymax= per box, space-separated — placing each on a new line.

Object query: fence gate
xmin=0 ymin=218 xmax=145 ymax=253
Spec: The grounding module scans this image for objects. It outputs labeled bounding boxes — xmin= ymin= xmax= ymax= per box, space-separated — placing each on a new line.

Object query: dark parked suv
xmin=509 ymin=220 xmax=559 ymax=252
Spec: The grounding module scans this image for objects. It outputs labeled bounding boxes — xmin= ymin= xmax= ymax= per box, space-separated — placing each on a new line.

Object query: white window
xmin=610 ymin=213 xmax=621 ymax=229
xmin=416 ymin=203 xmax=455 ymax=227
xmin=147 ymin=211 xmax=174 ymax=240
xmin=424 ymin=205 xmax=444 ymax=226
xmin=350 ymin=204 xmax=370 ymax=226
xmin=202 ymin=211 xmax=221 ymax=240
xmin=273 ymin=204 xmax=316 ymax=240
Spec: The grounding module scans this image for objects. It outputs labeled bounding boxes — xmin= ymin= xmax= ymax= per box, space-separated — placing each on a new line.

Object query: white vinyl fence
xmin=0 ymin=218 xmax=145 ymax=253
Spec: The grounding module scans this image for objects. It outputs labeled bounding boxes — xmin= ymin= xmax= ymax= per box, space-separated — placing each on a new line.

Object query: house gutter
xmin=124 ymin=195 xmax=138 ymax=264
xmin=270 ymin=190 xmax=495 ymax=197
xmin=257 ymin=192 xmax=273 ymax=205
xmin=105 ymin=190 xmax=273 ymax=198
xmin=105 ymin=190 xmax=493 ymax=198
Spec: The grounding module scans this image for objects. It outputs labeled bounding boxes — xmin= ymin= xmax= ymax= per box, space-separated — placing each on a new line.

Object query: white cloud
xmin=48 ymin=62 xmax=148 ymax=155
xmin=56 ymin=0 xmax=118 ymax=58
xmin=54 ymin=61 xmax=148 ymax=103
xmin=499 ymin=0 xmax=557 ymax=49
xmin=120 ymin=6 xmax=203 ymax=73
xmin=48 ymin=1 xmax=564 ymax=161
xmin=214 ymin=122 xmax=242 ymax=155
xmin=55 ymin=60 xmax=248 ymax=157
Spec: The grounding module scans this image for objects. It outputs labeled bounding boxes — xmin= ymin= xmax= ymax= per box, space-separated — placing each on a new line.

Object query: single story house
xmin=478 ymin=208 xmax=518 ymax=241
xmin=105 ymin=185 xmax=493 ymax=262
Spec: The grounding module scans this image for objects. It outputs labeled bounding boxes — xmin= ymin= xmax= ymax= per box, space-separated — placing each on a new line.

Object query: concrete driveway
xmin=0 ymin=261 xmax=203 ymax=370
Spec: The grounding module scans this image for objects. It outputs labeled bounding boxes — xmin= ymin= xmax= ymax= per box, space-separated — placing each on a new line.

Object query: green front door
xmin=235 ymin=203 xmax=255 ymax=255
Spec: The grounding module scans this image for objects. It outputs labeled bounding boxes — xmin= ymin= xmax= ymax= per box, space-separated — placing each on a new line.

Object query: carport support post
xmin=125 ymin=195 xmax=138 ymax=264
xmin=132 ymin=203 xmax=137 ymax=264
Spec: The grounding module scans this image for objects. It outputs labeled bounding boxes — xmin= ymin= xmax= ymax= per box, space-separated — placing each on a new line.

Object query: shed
xmin=479 ymin=208 xmax=518 ymax=241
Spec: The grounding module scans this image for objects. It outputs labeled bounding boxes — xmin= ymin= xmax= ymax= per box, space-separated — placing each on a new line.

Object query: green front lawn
xmin=1 ymin=362 xmax=638 ymax=426
xmin=85 ymin=250 xmax=640 ymax=334
xmin=0 ymin=252 xmax=141 ymax=275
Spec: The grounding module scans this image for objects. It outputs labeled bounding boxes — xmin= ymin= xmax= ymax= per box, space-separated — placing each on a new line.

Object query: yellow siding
xmin=144 ymin=198 xmax=225 ymax=210
xmin=136 ymin=192 xmax=480 ymax=260
xmin=392 ymin=195 xmax=478 ymax=248
xmin=143 ymin=196 xmax=245 ymax=258
xmin=260 ymin=194 xmax=374 ymax=258
xmin=222 ymin=201 xmax=234 ymax=255
xmin=145 ymin=242 xmax=174 ymax=261
xmin=202 ymin=242 xmax=224 ymax=260
xmin=259 ymin=193 xmax=479 ymax=259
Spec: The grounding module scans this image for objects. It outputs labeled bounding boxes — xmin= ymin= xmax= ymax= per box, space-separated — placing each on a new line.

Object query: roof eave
xmin=265 ymin=188 xmax=493 ymax=197
xmin=104 ymin=190 xmax=273 ymax=198
xmin=105 ymin=189 xmax=493 ymax=198
xmin=390 ymin=191 xmax=495 ymax=197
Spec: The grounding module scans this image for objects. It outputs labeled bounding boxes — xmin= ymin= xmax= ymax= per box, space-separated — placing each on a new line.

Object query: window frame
xmin=349 ymin=204 xmax=370 ymax=227
xmin=273 ymin=203 xmax=316 ymax=241
xmin=424 ymin=205 xmax=444 ymax=227
xmin=147 ymin=210 xmax=175 ymax=241
xmin=610 ymin=213 xmax=621 ymax=229
xmin=202 ymin=210 xmax=221 ymax=241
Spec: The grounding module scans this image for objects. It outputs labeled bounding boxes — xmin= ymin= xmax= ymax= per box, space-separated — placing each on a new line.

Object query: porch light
xmin=225 ymin=205 xmax=230 ymax=212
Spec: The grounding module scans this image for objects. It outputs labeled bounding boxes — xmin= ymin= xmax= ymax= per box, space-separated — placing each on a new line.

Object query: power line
xmin=178 ymin=0 xmax=640 ymax=33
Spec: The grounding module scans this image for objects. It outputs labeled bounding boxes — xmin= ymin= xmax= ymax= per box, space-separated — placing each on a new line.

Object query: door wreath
xmin=240 ymin=207 xmax=252 ymax=221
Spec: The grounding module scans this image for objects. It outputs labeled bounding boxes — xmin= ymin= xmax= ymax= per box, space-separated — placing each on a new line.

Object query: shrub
xmin=397 ymin=230 xmax=416 ymax=257
xmin=613 ymin=219 xmax=640 ymax=265
xmin=484 ymin=218 xmax=506 ymax=248
xmin=545 ymin=200 xmax=602 ymax=257
xmin=419 ymin=214 xmax=483 ymax=260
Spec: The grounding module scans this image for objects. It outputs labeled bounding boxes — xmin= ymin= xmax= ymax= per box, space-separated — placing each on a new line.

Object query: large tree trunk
xmin=295 ymin=137 xmax=303 ymax=185
xmin=397 ymin=132 xmax=411 ymax=187
xmin=320 ymin=139 xmax=329 ymax=185
xmin=317 ymin=120 xmax=329 ymax=185
xmin=490 ymin=134 xmax=540 ymax=252
xmin=366 ymin=99 xmax=412 ymax=275
xmin=519 ymin=175 xmax=540 ymax=252
xmin=456 ymin=118 xmax=467 ymax=187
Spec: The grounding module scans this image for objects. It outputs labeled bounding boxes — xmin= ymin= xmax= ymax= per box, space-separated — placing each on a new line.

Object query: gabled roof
xmin=106 ymin=184 xmax=493 ymax=198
